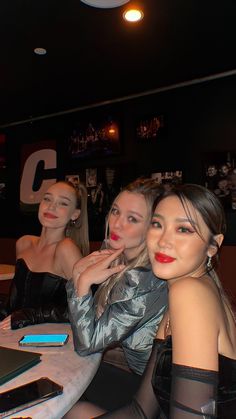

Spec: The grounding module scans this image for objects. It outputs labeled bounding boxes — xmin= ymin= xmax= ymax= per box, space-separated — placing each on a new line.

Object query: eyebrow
xmin=129 ymin=210 xmax=144 ymax=218
xmin=113 ymin=203 xmax=144 ymax=219
xmin=44 ymin=192 xmax=72 ymax=202
xmin=153 ymin=212 xmax=197 ymax=225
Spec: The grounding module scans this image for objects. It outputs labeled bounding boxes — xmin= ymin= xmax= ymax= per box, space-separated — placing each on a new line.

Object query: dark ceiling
xmin=1 ymin=0 xmax=235 ymax=126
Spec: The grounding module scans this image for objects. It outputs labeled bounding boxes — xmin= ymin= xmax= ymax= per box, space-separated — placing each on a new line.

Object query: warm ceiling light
xmin=34 ymin=47 xmax=47 ymax=55
xmin=123 ymin=8 xmax=144 ymax=22
xmin=80 ymin=0 xmax=130 ymax=8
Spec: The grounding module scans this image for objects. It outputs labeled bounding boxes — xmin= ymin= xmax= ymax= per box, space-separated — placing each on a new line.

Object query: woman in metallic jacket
xmin=66 ymin=178 xmax=168 ymax=411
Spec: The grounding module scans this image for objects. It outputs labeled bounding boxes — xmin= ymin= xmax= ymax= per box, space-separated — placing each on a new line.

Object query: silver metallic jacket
xmin=66 ymin=266 xmax=168 ymax=375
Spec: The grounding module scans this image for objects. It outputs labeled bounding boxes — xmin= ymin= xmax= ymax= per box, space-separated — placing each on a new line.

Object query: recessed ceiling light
xmin=34 ymin=47 xmax=47 ymax=55
xmin=123 ymin=8 xmax=144 ymax=22
xmin=80 ymin=0 xmax=130 ymax=8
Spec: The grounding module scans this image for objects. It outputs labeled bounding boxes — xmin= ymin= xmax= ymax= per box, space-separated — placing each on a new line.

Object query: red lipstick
xmin=43 ymin=212 xmax=58 ymax=219
xmin=110 ymin=233 xmax=120 ymax=241
xmin=155 ymin=252 xmax=175 ymax=263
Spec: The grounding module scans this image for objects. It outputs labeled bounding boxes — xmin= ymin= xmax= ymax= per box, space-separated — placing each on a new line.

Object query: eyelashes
xmin=150 ymin=219 xmax=195 ymax=234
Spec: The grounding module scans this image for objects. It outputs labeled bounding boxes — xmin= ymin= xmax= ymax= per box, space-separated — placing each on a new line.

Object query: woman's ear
xmin=214 ymin=233 xmax=224 ymax=249
xmin=207 ymin=233 xmax=224 ymax=257
xmin=71 ymin=209 xmax=81 ymax=221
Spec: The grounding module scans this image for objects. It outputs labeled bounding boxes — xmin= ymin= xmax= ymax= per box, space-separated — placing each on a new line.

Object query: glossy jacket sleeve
xmin=66 ymin=268 xmax=167 ymax=358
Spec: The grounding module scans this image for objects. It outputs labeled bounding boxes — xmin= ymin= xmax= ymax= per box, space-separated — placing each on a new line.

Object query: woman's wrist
xmin=76 ymin=272 xmax=92 ymax=297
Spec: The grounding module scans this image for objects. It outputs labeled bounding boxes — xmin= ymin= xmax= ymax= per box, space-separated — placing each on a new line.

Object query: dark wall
xmin=1 ymin=74 xmax=236 ymax=242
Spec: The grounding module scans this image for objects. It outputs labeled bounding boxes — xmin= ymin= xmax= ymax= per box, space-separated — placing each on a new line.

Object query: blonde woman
xmin=0 ymin=180 xmax=89 ymax=330
xmin=66 ymin=178 xmax=168 ymax=411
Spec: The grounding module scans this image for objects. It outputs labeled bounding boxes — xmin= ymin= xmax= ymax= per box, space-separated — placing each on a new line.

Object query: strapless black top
xmin=1 ymin=258 xmax=68 ymax=329
xmin=93 ymin=335 xmax=236 ymax=418
xmin=152 ymin=336 xmax=236 ymax=419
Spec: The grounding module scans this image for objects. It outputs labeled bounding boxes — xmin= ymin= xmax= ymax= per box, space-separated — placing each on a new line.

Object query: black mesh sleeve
xmin=170 ymin=364 xmax=218 ymax=418
xmin=96 ymin=341 xmax=219 ymax=419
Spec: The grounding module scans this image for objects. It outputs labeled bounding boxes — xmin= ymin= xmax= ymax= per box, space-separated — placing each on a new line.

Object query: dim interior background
xmin=0 ymin=75 xmax=236 ymax=243
xmin=0 ymin=1 xmax=235 ymax=243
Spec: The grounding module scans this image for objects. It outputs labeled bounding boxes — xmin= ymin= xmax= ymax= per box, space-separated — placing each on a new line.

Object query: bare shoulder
xmin=169 ymin=276 xmax=215 ymax=303
xmin=56 ymin=237 xmax=80 ymax=251
xmin=169 ymin=276 xmax=220 ymax=331
xmin=169 ymin=276 xmax=220 ymax=326
xmin=16 ymin=235 xmax=38 ymax=253
xmin=55 ymin=238 xmax=82 ymax=279
xmin=169 ymin=277 xmax=221 ymax=369
xmin=56 ymin=237 xmax=82 ymax=258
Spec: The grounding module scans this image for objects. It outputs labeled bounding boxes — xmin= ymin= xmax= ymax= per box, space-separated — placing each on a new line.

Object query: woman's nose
xmin=48 ymin=200 xmax=57 ymax=209
xmin=113 ymin=215 xmax=123 ymax=229
xmin=158 ymin=229 xmax=172 ymax=248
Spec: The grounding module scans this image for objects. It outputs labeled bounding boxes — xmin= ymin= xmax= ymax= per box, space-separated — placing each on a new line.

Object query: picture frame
xmin=65 ymin=174 xmax=80 ymax=188
xmin=136 ymin=114 xmax=165 ymax=141
xmin=86 ymin=168 xmax=97 ymax=188
xmin=150 ymin=170 xmax=182 ymax=188
xmin=203 ymin=151 xmax=236 ymax=211
xmin=67 ymin=116 xmax=120 ymax=160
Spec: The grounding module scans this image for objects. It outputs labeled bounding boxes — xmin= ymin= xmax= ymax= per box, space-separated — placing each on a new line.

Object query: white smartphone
xmin=19 ymin=333 xmax=69 ymax=347
xmin=0 ymin=377 xmax=63 ymax=418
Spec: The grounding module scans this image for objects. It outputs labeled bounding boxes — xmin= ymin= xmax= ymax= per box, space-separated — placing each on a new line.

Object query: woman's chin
xmin=108 ymin=239 xmax=123 ymax=250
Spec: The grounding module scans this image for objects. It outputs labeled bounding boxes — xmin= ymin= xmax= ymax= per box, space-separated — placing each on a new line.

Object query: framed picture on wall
xmin=203 ymin=151 xmax=236 ymax=211
xmin=86 ymin=168 xmax=97 ymax=188
xmin=65 ymin=174 xmax=80 ymax=188
xmin=136 ymin=114 xmax=165 ymax=141
xmin=67 ymin=116 xmax=120 ymax=160
xmin=151 ymin=170 xmax=183 ymax=190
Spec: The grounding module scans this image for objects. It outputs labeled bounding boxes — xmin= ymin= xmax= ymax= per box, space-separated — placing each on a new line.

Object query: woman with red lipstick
xmin=65 ymin=178 xmax=168 ymax=414
xmin=75 ymin=184 xmax=236 ymax=419
xmin=0 ymin=180 xmax=90 ymax=330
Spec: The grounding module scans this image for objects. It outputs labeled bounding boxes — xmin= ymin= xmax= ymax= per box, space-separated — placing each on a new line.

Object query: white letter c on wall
xmin=20 ymin=148 xmax=57 ymax=206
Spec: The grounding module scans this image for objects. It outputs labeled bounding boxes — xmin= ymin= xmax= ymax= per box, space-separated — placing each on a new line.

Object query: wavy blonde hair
xmin=95 ymin=178 xmax=164 ymax=317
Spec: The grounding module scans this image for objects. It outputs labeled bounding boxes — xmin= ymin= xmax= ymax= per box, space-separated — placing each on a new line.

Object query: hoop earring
xmin=207 ymin=256 xmax=212 ymax=269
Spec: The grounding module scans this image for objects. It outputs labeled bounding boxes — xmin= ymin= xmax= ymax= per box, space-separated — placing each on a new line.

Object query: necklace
xmin=165 ymin=317 xmax=171 ymax=337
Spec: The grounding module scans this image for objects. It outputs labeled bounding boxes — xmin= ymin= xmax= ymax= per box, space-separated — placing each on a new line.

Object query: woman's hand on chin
xmin=76 ymin=247 xmax=125 ymax=296
xmin=72 ymin=249 xmax=117 ymax=287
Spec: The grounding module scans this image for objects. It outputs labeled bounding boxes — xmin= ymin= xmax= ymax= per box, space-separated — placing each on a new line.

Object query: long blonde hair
xmin=95 ymin=178 xmax=164 ymax=317
xmin=63 ymin=181 xmax=90 ymax=256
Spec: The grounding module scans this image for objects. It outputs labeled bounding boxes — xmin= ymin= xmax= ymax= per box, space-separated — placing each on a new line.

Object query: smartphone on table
xmin=19 ymin=333 xmax=69 ymax=347
xmin=0 ymin=377 xmax=63 ymax=418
